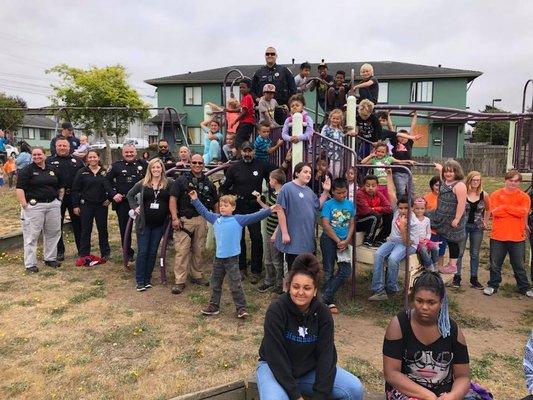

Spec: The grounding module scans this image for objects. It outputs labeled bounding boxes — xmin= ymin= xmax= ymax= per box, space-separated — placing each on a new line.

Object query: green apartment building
xmin=145 ymin=61 xmax=482 ymax=158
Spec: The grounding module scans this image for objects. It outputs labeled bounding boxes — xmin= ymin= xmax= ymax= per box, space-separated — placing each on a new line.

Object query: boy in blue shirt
xmin=189 ymin=190 xmax=275 ymax=318
xmin=320 ymin=178 xmax=355 ymax=314
xmin=254 ymin=121 xmax=283 ymax=163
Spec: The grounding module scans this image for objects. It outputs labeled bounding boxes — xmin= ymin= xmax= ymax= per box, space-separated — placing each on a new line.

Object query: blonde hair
xmin=442 ymin=159 xmax=464 ymax=181
xmin=360 ymin=63 xmax=374 ymax=76
xmin=226 ymin=98 xmax=239 ymax=110
xmin=80 ymin=134 xmax=88 ymax=141
xmin=142 ymin=158 xmax=169 ymax=188
xmin=358 ymin=99 xmax=374 ymax=115
xmin=328 ymin=109 xmax=344 ymax=127
xmin=465 ymin=171 xmax=483 ymax=194
xmin=219 ymin=194 xmax=236 ymax=207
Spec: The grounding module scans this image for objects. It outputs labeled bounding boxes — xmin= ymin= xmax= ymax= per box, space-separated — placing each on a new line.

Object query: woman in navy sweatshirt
xmin=256 ymin=253 xmax=364 ymax=400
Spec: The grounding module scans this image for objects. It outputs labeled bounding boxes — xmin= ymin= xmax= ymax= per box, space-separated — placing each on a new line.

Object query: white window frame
xmin=185 ymin=86 xmax=202 ymax=106
xmin=187 ymin=127 xmax=202 ymax=145
xmin=410 ymin=81 xmax=433 ymax=103
xmin=377 ymin=82 xmax=388 ymax=104
xmin=224 ymin=85 xmax=240 ymax=103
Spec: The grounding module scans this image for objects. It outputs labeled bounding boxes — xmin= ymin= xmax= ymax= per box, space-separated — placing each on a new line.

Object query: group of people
xmin=8 ymin=46 xmax=533 ymax=399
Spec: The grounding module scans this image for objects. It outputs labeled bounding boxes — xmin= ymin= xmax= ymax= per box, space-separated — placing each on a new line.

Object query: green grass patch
xmin=50 ymin=305 xmax=69 ymax=317
xmin=100 ymin=320 xmax=160 ymax=349
xmin=471 ymin=351 xmax=524 ymax=381
xmin=340 ymin=302 xmax=364 ymax=317
xmin=343 ymin=356 xmax=383 ymax=390
xmin=68 ymin=286 xmax=105 ymax=304
xmin=2 ymin=381 xmax=30 ymax=396
xmin=448 ymin=297 xmax=495 ymax=329
xmin=43 ymin=361 xmax=65 ymax=375
xmin=0 ymin=280 xmax=16 ymax=292
xmin=521 ymin=309 xmax=533 ymax=327
xmin=187 ymin=292 xmax=208 ymax=304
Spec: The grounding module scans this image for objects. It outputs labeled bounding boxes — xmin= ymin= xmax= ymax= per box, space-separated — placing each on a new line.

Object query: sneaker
xmin=328 ymin=304 xmax=339 ymax=314
xmin=237 ymin=307 xmax=249 ymax=318
xmin=483 ymin=286 xmax=496 ymax=296
xmin=144 ymin=282 xmax=153 ymax=289
xmin=44 ymin=260 xmax=61 ymax=268
xmin=439 ymin=263 xmax=458 ymax=274
xmin=368 ymin=290 xmax=388 ymax=301
xmin=171 ymin=284 xmax=185 ymax=294
xmin=372 ymin=240 xmax=384 ymax=248
xmin=191 ymin=277 xmax=209 ymax=287
xmin=470 ymin=276 xmax=483 ymax=290
xmin=75 ymin=257 xmax=87 ymax=267
xmin=26 ymin=266 xmax=39 ymax=273
xmin=257 ymin=283 xmax=273 ymax=293
xmin=56 ymin=252 xmax=65 ymax=262
xmin=363 ymin=240 xmax=373 ymax=247
xmin=452 ymin=275 xmax=461 ymax=287
xmin=201 ymin=304 xmax=220 ymax=315
xmin=249 ymin=274 xmax=261 ymax=285
xmin=136 ymin=284 xmax=146 ymax=292
xmin=524 ymin=289 xmax=533 ymax=298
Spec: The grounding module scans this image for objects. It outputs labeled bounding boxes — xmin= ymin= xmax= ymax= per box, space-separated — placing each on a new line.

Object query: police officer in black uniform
xmin=107 ymin=143 xmax=148 ymax=259
xmin=49 ymin=122 xmax=80 ymax=156
xmin=219 ymin=141 xmax=275 ymax=283
xmin=154 ymin=139 xmax=176 ymax=171
xmin=72 ymin=150 xmax=116 ymax=263
xmin=46 ymin=137 xmax=84 ymax=260
xmin=251 ymin=46 xmax=297 ymax=106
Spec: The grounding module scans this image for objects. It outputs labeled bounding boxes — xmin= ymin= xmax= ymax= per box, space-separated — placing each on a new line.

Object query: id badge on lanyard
xmin=150 ymin=188 xmax=160 ymax=209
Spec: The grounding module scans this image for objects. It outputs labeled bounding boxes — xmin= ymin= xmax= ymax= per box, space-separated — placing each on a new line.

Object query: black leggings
xmin=79 ymin=202 xmax=110 ymax=257
xmin=448 ymin=241 xmax=460 ymax=259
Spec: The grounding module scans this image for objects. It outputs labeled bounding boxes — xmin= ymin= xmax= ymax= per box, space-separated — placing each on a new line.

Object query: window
xmin=187 ymin=127 xmax=202 ymax=144
xmin=21 ymin=128 xmax=35 ymax=140
xmin=39 ymin=129 xmax=52 ymax=140
xmin=377 ymin=82 xmax=388 ymax=103
xmin=410 ymin=81 xmax=433 ymax=103
xmin=185 ymin=86 xmax=202 ymax=106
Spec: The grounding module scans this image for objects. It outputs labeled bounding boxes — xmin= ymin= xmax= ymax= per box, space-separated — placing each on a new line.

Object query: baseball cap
xmin=318 ymin=62 xmax=328 ymax=70
xmin=262 ymin=83 xmax=276 ymax=93
xmin=241 ymin=141 xmax=254 ymax=151
xmin=61 ymin=121 xmax=73 ymax=130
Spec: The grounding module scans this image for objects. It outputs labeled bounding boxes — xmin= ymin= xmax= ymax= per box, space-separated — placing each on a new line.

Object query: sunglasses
xmin=265 ymin=52 xmax=276 ymax=56
xmin=191 ymin=161 xmax=204 ymax=165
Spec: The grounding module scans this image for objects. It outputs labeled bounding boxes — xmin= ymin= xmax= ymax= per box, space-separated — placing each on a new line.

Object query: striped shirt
xmin=266 ymin=190 xmax=279 ymax=236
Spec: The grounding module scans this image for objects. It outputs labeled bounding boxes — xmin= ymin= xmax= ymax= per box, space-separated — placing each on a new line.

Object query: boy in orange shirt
xmin=3 ymin=155 xmax=16 ymax=190
xmin=484 ymin=170 xmax=532 ymax=297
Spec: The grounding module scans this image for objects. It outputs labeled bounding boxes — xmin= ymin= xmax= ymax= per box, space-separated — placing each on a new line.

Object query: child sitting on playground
xmin=200 ymin=118 xmax=223 ymax=164
xmin=281 ymin=94 xmax=314 ymax=144
xmin=320 ymin=177 xmax=355 ymax=314
xmin=254 ymin=121 xmax=283 ymax=163
xmin=225 ymin=98 xmax=240 ymax=135
xmin=189 ymin=191 xmax=274 ymax=318
xmin=368 ymin=170 xmax=419 ymax=301
xmin=258 ymin=83 xmax=280 ymax=127
xmin=351 ymin=63 xmax=379 ymax=104
xmin=355 ymin=99 xmax=383 ymax=162
xmin=413 ymin=197 xmax=439 ymax=271
xmin=326 ymin=70 xmax=349 ymax=111
xmin=356 ymin=174 xmax=393 ymax=247
xmin=360 ymin=141 xmax=415 ymax=199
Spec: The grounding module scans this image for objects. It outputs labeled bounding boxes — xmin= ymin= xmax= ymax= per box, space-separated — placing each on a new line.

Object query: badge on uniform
xmin=299 ymin=192 xmax=304 ymax=198
xmin=49 ymin=171 xmax=55 ymax=176
xmin=150 ymin=202 xmax=160 ymax=210
xmin=29 ymin=199 xmax=37 ymax=205
xmin=71 ymin=158 xmax=76 ymax=163
xmin=253 ymin=171 xmax=258 ymax=176
xmin=137 ymin=166 xmax=143 ymax=171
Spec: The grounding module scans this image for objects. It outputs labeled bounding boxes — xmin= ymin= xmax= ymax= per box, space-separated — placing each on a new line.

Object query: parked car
xmin=90 ymin=138 xmax=116 ymax=150
xmin=5 ymin=144 xmax=19 ymax=157
xmin=121 ymin=138 xmax=149 ymax=149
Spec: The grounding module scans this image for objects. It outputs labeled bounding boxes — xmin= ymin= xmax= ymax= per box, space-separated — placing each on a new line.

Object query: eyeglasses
xmin=265 ymin=52 xmax=276 ymax=56
xmin=191 ymin=161 xmax=204 ymax=165
xmin=159 ymin=145 xmax=168 ymax=148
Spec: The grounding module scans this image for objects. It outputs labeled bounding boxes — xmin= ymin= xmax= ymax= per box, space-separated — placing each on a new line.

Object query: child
xmin=294 ymin=61 xmax=312 ymax=93
xmin=326 ymin=70 xmax=349 ymax=111
xmin=189 ymin=191 xmax=274 ymax=318
xmin=368 ymin=170 xmax=419 ymax=301
xmin=320 ymin=108 xmax=356 ymax=177
xmin=200 ymin=119 xmax=223 ymax=164
xmin=281 ymin=94 xmax=314 ymax=144
xmin=0 ymin=161 xmax=4 ymax=189
xmin=258 ymin=83 xmax=279 ymax=127
xmin=413 ymin=197 xmax=439 ymax=271
xmin=309 ymin=156 xmax=333 ymax=196
xmin=308 ymin=62 xmax=333 ymax=112
xmin=345 ymin=166 xmax=357 ymax=202
xmin=225 ymin=98 xmax=240 ymax=135
xmin=254 ymin=121 xmax=283 ymax=163
xmin=255 ymin=169 xmax=286 ymax=294
xmin=221 ymin=133 xmax=237 ymax=163
xmin=3 ymin=155 xmax=16 ymax=190
xmin=73 ymin=134 xmax=89 ymax=159
xmin=423 ymin=175 xmax=447 ymax=270
xmin=351 ymin=63 xmax=379 ymax=104
xmin=355 ymin=99 xmax=382 ymax=161
xmin=360 ymin=141 xmax=415 ymax=198
xmin=355 ymin=175 xmax=393 ymax=247
xmin=320 ymin=177 xmax=355 ymax=314
xmin=231 ymin=78 xmax=255 ymax=150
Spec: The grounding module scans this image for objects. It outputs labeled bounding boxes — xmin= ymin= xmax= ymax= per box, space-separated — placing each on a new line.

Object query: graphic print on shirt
xmin=405 ymin=349 xmax=453 ymax=390
xmin=330 ymin=208 xmax=352 ymax=230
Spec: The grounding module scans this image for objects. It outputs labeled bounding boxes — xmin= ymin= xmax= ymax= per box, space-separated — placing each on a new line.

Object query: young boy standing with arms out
xmin=254 ymin=121 xmax=283 ymax=163
xmin=320 ymin=177 xmax=355 ymax=314
xmin=231 ymin=78 xmax=255 ymax=151
xmin=189 ymin=191 xmax=275 ymax=317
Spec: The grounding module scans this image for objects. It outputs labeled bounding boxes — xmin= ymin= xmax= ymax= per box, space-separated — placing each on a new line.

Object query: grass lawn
xmin=0 ymin=178 xmax=532 ymax=399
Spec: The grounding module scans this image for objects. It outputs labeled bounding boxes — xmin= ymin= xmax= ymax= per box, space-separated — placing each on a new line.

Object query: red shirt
xmin=356 ymin=188 xmax=392 ymax=217
xmin=240 ymin=94 xmax=255 ymax=124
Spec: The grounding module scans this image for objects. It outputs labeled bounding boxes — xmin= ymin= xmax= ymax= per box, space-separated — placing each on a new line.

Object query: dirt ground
xmin=0 ymin=178 xmax=532 ymax=399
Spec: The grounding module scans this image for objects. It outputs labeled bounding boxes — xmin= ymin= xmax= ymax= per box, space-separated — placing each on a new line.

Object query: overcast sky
xmin=1 ymin=0 xmax=532 ymax=113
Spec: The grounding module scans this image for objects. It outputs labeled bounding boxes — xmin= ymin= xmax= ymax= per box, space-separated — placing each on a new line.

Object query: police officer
xmin=49 ymin=122 xmax=80 ymax=156
xmin=15 ymin=147 xmax=63 ymax=272
xmin=169 ymin=153 xmax=218 ymax=294
xmin=219 ymin=141 xmax=274 ymax=283
xmin=107 ymin=143 xmax=147 ymax=259
xmin=251 ymin=46 xmax=297 ymax=106
xmin=72 ymin=150 xmax=116 ymax=265
xmin=47 ymin=137 xmax=84 ymax=260
xmin=155 ymin=139 xmax=176 ymax=171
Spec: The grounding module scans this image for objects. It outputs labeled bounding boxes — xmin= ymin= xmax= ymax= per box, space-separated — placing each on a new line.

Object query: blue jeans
xmin=135 ymin=225 xmax=164 ymax=285
xmin=430 ymin=233 xmax=447 ymax=257
xmin=320 ymin=233 xmax=352 ymax=304
xmin=487 ymin=239 xmax=530 ymax=293
xmin=371 ymin=240 xmax=416 ymax=293
xmin=417 ymin=245 xmax=439 ymax=269
xmin=256 ymin=361 xmax=364 ymax=400
xmin=456 ymin=223 xmax=483 ymax=278
xmin=392 ymin=172 xmax=414 ymax=200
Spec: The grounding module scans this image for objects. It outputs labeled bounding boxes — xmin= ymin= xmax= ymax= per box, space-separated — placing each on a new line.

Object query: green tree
xmin=0 ymin=92 xmax=27 ymax=132
xmin=471 ymin=105 xmax=510 ymax=145
xmin=47 ymin=64 xmax=149 ymax=163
